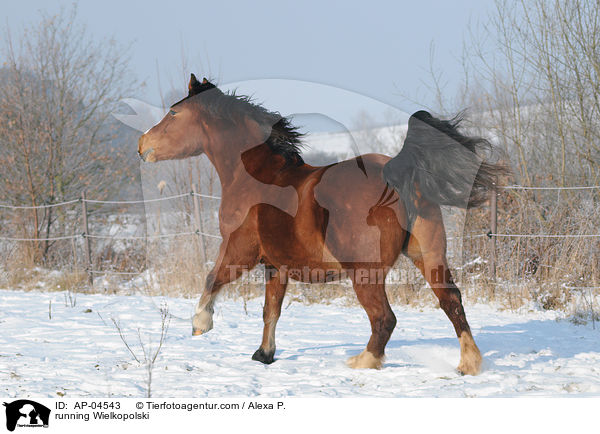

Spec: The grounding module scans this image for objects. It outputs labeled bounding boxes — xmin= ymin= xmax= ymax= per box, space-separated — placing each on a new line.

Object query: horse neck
xmin=204 ymin=140 xmax=287 ymax=191
xmin=241 ymin=144 xmax=289 ymax=183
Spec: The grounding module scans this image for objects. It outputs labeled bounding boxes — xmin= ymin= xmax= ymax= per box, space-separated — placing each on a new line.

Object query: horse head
xmin=138 ymin=74 xmax=220 ymax=162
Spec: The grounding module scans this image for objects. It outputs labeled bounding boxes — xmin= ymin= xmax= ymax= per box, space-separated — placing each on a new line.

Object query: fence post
xmin=192 ymin=184 xmax=207 ymax=265
xmin=489 ymin=184 xmax=498 ymax=281
xmin=81 ymin=190 xmax=93 ymax=286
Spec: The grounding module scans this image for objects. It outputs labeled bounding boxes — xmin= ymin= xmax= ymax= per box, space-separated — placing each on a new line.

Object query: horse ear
xmin=189 ymin=73 xmax=200 ymax=91
xmin=189 ymin=74 xmax=217 ymax=96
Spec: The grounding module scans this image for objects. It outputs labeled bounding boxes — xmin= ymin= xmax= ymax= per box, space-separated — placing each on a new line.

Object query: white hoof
xmin=192 ymin=309 xmax=213 ymax=336
xmin=346 ymin=350 xmax=383 ymax=369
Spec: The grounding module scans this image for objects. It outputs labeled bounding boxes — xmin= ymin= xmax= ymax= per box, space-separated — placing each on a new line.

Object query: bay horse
xmin=138 ymin=74 xmax=507 ymax=375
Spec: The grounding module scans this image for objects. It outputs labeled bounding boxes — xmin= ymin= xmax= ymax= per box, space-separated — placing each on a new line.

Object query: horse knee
xmin=263 ymin=311 xmax=280 ymax=326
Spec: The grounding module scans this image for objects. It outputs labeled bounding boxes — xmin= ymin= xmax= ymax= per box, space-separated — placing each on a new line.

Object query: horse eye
xmin=169 ymin=110 xmax=177 ymax=116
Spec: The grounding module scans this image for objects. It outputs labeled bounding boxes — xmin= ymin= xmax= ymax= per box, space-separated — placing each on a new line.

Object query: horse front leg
xmin=191 ymin=269 xmax=227 ymax=336
xmin=192 ymin=231 xmax=259 ymax=336
xmin=252 ymin=266 xmax=288 ymax=364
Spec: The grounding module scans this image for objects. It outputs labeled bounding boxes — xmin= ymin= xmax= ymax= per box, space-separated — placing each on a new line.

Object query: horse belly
xmin=313 ymin=157 xmax=406 ymax=266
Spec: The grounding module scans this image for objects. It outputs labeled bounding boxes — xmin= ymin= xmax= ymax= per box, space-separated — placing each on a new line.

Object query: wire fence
xmin=491 ymin=184 xmax=600 ymax=240
xmin=500 ymin=185 xmax=600 ymax=190
xmin=0 ymin=194 xmax=223 ymax=241
xmin=0 ymin=191 xmax=222 ymax=280
xmin=484 ymin=183 xmax=600 ymax=281
xmin=0 ymin=191 xmax=220 ymax=210
xmin=1 ymin=184 xmax=599 ymax=281
xmin=0 ymin=198 xmax=81 ymax=210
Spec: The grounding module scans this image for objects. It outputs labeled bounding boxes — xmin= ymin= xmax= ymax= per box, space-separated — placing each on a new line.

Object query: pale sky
xmin=2 ymin=0 xmax=496 ymax=131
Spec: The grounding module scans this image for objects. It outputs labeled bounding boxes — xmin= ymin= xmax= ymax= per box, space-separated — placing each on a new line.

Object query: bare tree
xmin=462 ymin=0 xmax=600 ymax=186
xmin=444 ymin=0 xmax=600 ymax=309
xmin=0 ymin=6 xmax=138 ymax=262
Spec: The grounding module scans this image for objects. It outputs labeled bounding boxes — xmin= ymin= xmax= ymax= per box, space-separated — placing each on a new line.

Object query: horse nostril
xmin=138 ymin=136 xmax=144 ymax=156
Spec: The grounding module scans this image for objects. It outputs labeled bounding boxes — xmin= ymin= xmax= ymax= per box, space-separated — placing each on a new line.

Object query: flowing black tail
xmin=382 ymin=110 xmax=509 ymax=224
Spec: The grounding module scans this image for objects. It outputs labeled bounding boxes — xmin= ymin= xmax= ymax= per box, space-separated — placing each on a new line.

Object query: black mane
xmin=175 ymin=77 xmax=304 ymax=166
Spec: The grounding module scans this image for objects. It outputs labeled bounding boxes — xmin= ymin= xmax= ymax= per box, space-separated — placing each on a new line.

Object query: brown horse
xmin=138 ymin=74 xmax=507 ymax=375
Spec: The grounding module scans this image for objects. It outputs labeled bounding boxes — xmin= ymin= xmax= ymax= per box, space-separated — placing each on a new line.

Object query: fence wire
xmin=501 ymin=185 xmax=600 ymax=190
xmin=0 ymin=191 xmax=221 ymax=210
xmin=0 ymin=186 xmax=598 ymax=243
xmin=0 ymin=192 xmax=223 ymax=242
xmin=0 ymin=198 xmax=81 ymax=210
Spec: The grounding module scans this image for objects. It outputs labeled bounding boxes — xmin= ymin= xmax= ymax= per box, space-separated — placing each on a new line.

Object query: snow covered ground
xmin=1 ymin=289 xmax=599 ymax=398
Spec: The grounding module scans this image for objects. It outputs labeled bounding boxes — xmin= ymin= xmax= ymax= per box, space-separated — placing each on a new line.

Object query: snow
xmin=301 ymin=123 xmax=408 ymax=160
xmin=1 ymin=289 xmax=599 ymax=398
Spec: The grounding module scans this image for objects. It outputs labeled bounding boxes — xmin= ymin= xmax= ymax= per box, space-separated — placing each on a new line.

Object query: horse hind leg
xmin=252 ymin=266 xmax=288 ymax=364
xmin=347 ymin=280 xmax=397 ymax=369
xmin=406 ymin=240 xmax=482 ymax=375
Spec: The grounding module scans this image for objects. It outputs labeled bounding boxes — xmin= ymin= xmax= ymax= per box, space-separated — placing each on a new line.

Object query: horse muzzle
xmin=140 ymin=147 xmax=155 ymax=162
xmin=138 ymin=135 xmax=156 ymax=162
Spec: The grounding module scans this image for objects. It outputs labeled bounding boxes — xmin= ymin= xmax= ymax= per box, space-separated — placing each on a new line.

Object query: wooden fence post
xmin=489 ymin=184 xmax=498 ymax=281
xmin=81 ymin=191 xmax=93 ymax=286
xmin=192 ymin=184 xmax=207 ymax=265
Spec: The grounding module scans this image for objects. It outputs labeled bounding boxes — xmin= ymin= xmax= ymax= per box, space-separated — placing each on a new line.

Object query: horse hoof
xmin=192 ymin=328 xmax=206 ymax=336
xmin=457 ymin=358 xmax=482 ymax=376
xmin=346 ymin=350 xmax=383 ymax=369
xmin=457 ymin=331 xmax=482 ymax=375
xmin=191 ymin=323 xmax=213 ymax=336
xmin=252 ymin=348 xmax=275 ymax=364
xmin=457 ymin=351 xmax=482 ymax=375
xmin=192 ymin=311 xmax=213 ymax=336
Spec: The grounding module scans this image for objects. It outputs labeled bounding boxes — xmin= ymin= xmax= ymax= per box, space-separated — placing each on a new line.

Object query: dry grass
xmin=455 ymin=191 xmax=600 ymax=315
xmin=1 ymin=184 xmax=598 ymax=322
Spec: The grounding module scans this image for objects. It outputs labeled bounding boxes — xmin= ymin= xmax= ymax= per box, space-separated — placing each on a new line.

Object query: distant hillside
xmin=302 ymin=122 xmax=408 ymax=165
